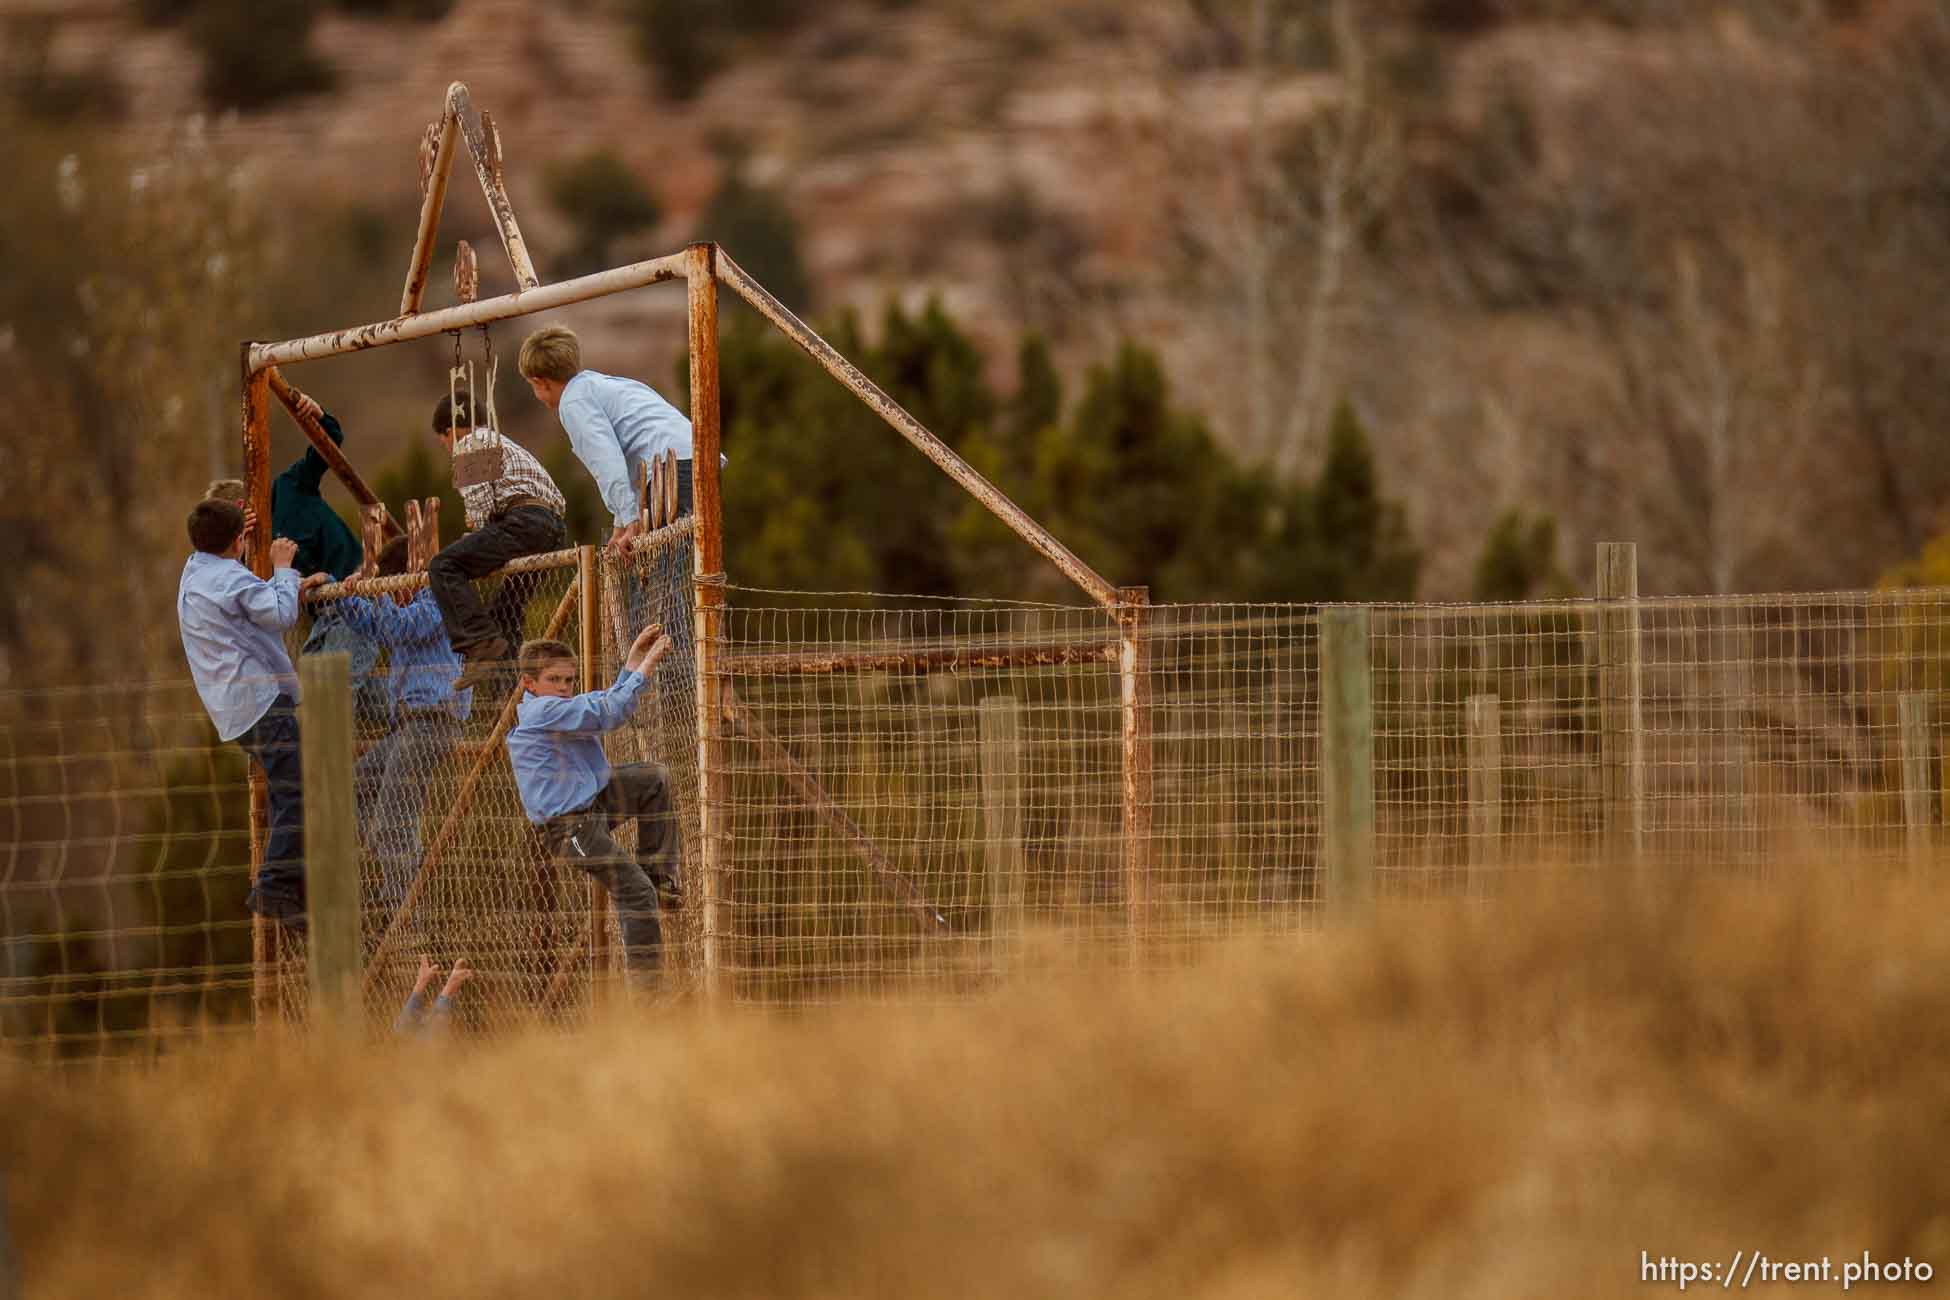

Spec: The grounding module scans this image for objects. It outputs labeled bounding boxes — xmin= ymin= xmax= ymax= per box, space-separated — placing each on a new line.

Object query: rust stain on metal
xmin=724 ymin=688 xmax=949 ymax=931
xmin=304 ymin=544 xmax=585 ymax=604
xmin=251 ymin=253 xmax=688 ymax=371
xmin=362 ymin=572 xmax=583 ymax=991
xmin=687 ymin=243 xmax=731 ymax=996
xmin=713 ymin=248 xmax=1120 ymax=612
xmin=266 ymin=367 xmax=404 ymax=540
xmin=451 ymin=86 xmax=539 ymax=291
xmin=723 ymin=641 xmax=1118 ymax=678
xmin=401 ymin=96 xmax=460 ymax=316
xmin=241 ymin=350 xmax=273 ymax=579
xmin=453 ymin=239 xmax=479 ymax=304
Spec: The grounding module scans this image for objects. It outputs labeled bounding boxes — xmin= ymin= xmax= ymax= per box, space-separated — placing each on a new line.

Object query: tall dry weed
xmin=6 ymin=869 xmax=1950 ymax=1297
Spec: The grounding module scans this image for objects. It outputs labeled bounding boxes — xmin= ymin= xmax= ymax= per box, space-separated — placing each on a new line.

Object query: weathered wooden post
xmin=689 ymin=242 xmax=729 ymax=1002
xmin=1465 ymin=693 xmax=1502 ymax=883
xmin=1596 ymin=543 xmax=1645 ymax=870
xmin=579 ymin=544 xmax=613 ymax=997
xmin=979 ymin=696 xmax=1027 ymax=977
xmin=300 ymin=652 xmax=361 ymax=1031
xmin=1900 ymin=692 xmax=1932 ymax=872
xmin=1118 ymin=586 xmax=1154 ymax=958
xmin=1320 ymin=607 xmax=1376 ymax=915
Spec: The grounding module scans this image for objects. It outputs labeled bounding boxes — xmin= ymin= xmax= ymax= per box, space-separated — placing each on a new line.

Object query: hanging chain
xmin=446 ymin=331 xmax=463 ymax=462
xmin=480 ymin=324 xmax=501 ymax=443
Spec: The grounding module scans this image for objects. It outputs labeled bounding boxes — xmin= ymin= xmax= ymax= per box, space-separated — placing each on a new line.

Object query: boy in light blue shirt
xmin=516 ymin=323 xmax=696 ymax=551
xmin=517 ymin=322 xmax=708 ymax=688
xmin=176 ymin=497 xmax=326 ymax=932
xmin=506 ymin=625 xmax=680 ymax=980
xmin=331 ymin=535 xmax=474 ymax=911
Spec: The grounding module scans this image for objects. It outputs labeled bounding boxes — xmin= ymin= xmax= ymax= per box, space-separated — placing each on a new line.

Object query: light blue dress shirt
xmin=330 ymin=590 xmax=474 ymax=723
xmin=557 ymin=369 xmax=696 ymax=529
xmin=177 ymin=551 xmax=302 ymax=741
xmin=506 ymin=669 xmax=649 ymax=823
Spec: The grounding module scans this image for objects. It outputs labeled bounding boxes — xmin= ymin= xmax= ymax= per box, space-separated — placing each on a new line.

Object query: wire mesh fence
xmin=7 ymin=579 xmax=1950 ymax=1056
xmin=272 ymin=548 xmax=595 ymax=1031
xmin=0 ymin=680 xmax=257 ymax=1064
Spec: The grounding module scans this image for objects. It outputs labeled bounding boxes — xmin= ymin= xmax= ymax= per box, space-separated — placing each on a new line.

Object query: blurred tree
xmin=140 ymin=731 xmax=253 ymax=1029
xmin=1 ymin=16 xmax=125 ymax=122
xmin=545 ymin=150 xmax=663 ymax=277
xmin=701 ymin=295 xmax=1422 ymax=604
xmin=369 ymin=437 xmax=465 ymax=547
xmin=0 ymin=115 xmax=270 ymax=686
xmin=1294 ymin=398 xmax=1421 ymax=601
xmin=695 ymin=153 xmax=813 ymax=314
xmin=624 ymin=0 xmax=814 ymax=100
xmin=1472 ymin=508 xmax=1571 ymax=601
xmin=1005 ymin=333 xmax=1062 ymax=441
xmin=333 ymin=0 xmax=456 ymax=18
xmin=187 ymin=0 xmax=335 ymax=111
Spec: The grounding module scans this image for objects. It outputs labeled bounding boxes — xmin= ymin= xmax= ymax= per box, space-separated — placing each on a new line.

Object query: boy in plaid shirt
xmin=423 ymin=391 xmax=570 ymax=692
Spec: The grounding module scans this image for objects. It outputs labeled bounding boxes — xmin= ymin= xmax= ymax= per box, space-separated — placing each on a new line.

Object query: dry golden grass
xmin=8 ymin=868 xmax=1950 ymax=1297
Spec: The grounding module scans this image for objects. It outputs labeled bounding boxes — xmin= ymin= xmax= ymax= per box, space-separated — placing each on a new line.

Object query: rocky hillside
xmin=9 ymin=0 xmax=1947 ymax=599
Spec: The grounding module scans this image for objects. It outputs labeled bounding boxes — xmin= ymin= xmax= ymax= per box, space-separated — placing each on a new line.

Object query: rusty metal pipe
xmin=722 ymin=641 xmax=1118 ymax=678
xmin=400 ymin=96 xmax=461 ymax=316
xmin=249 ymin=253 xmax=690 ymax=372
xmin=450 ymin=84 xmax=539 ymax=291
xmin=303 ymin=544 xmax=586 ymax=603
xmin=713 ymin=249 xmax=1120 ymax=612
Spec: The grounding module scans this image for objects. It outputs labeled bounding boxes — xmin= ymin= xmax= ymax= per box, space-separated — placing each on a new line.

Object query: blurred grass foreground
xmin=7 ymin=867 xmax=1950 ymax=1298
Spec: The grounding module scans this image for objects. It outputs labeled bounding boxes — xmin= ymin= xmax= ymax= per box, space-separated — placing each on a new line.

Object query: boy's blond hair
xmin=518 ymin=638 xmax=577 ymax=681
xmin=518 ymin=324 xmax=582 ymax=384
xmin=206 ymin=478 xmax=247 ymax=504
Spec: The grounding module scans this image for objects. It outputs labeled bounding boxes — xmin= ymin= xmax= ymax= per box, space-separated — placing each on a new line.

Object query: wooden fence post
xmin=579 ymin=544 xmax=613 ymax=999
xmin=1118 ymin=586 xmax=1153 ymax=958
xmin=1596 ymin=543 xmax=1645 ymax=869
xmin=1900 ymin=692 xmax=1932 ymax=871
xmin=1465 ymin=693 xmax=1501 ymax=883
xmin=300 ymin=652 xmax=361 ymax=1031
xmin=979 ymin=696 xmax=1027 ymax=977
xmin=1320 ymin=607 xmax=1375 ymax=915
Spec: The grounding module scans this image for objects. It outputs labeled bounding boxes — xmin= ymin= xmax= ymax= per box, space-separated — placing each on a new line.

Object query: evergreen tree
xmin=1473 ymin=509 xmax=1571 ymax=601
xmin=545 ymin=150 xmax=662 ymax=277
xmin=1295 ymin=399 xmax=1421 ymax=601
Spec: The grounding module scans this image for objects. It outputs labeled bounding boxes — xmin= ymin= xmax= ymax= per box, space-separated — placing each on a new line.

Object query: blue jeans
xmin=355 ymin=710 xmax=462 ymax=909
xmin=236 ymin=695 xmax=304 ymax=907
xmin=303 ymin=605 xmax=388 ymax=734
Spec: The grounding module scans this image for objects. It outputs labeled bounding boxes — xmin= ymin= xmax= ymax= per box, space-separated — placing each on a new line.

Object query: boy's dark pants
xmin=237 ymin=694 xmax=305 ymax=911
xmin=539 ymin=762 xmax=681 ymax=975
xmin=427 ymin=505 xmax=566 ymax=656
